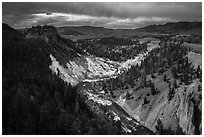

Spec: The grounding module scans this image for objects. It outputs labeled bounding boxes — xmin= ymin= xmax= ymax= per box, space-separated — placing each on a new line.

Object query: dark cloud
xmin=2 ymin=2 xmax=202 ymax=29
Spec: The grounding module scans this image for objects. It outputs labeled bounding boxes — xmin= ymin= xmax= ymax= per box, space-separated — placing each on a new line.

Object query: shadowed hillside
xmin=2 ymin=24 xmax=154 ymax=135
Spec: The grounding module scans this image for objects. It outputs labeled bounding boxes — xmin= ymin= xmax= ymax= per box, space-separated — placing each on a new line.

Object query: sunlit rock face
xmin=49 ymin=54 xmax=118 ymax=85
xmin=115 ymin=74 xmax=201 ymax=135
xmin=155 ymin=81 xmax=201 ymax=135
xmin=176 ymin=81 xmax=202 ymax=135
xmin=49 ymin=54 xmax=82 ymax=85
xmin=49 ymin=38 xmax=160 ymax=86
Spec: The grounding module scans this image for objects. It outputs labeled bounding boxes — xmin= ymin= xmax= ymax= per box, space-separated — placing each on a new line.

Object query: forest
xmin=2 ymin=25 xmax=123 ymax=135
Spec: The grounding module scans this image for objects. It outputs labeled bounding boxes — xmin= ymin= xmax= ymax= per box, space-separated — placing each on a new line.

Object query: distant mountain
xmin=57 ymin=26 xmax=114 ymax=36
xmin=137 ymin=21 xmax=202 ymax=35
xmin=57 ymin=22 xmax=202 ymax=38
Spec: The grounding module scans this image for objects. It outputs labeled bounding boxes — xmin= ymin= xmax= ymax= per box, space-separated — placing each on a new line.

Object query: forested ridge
xmin=77 ymin=36 xmax=148 ymax=62
xmin=2 ymin=24 xmax=127 ymax=135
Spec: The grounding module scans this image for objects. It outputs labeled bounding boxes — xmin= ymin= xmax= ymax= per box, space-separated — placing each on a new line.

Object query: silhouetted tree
xmin=150 ymin=82 xmax=157 ymax=95
xmin=144 ymin=97 xmax=149 ymax=104
xmin=155 ymin=119 xmax=163 ymax=135
xmin=196 ymin=65 xmax=201 ymax=78
xmin=173 ymin=79 xmax=177 ymax=89
xmin=163 ymin=74 xmax=167 ymax=82
xmin=198 ymin=85 xmax=202 ymax=92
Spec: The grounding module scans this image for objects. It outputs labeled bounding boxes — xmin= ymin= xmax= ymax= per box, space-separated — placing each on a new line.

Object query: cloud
xmin=8 ymin=12 xmax=176 ymax=29
xmin=2 ymin=2 xmax=202 ymax=29
xmin=104 ymin=16 xmax=177 ymax=29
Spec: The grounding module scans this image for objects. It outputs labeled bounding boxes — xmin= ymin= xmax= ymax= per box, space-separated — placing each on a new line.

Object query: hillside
xmin=2 ymin=23 xmax=23 ymax=44
xmin=54 ymin=27 xmax=202 ymax=135
xmin=2 ymin=24 xmax=154 ymax=135
xmin=57 ymin=22 xmax=202 ymax=40
xmin=137 ymin=22 xmax=202 ymax=35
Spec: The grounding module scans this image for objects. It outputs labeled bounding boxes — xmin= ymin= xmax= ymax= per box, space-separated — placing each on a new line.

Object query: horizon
xmin=3 ymin=2 xmax=202 ymax=29
xmin=3 ymin=21 xmax=202 ymax=30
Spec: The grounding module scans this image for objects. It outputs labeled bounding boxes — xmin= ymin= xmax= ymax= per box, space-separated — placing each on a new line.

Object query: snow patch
xmin=125 ymin=116 xmax=133 ymax=121
xmin=99 ymin=90 xmax=105 ymax=94
xmin=83 ymin=91 xmax=112 ymax=106
xmin=112 ymin=111 xmax=121 ymax=121
xmin=122 ymin=124 xmax=132 ymax=133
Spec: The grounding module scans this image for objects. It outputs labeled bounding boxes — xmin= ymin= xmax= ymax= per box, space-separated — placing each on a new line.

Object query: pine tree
xmin=144 ymin=97 xmax=149 ymax=104
xmin=171 ymin=66 xmax=178 ymax=79
xmin=173 ymin=79 xmax=177 ymax=89
xmin=155 ymin=119 xmax=163 ymax=135
xmin=163 ymin=74 xmax=167 ymax=82
xmin=74 ymin=102 xmax=80 ymax=115
xmin=184 ymin=87 xmax=187 ymax=93
xmin=198 ymin=85 xmax=202 ymax=92
xmin=196 ymin=65 xmax=201 ymax=78
xmin=169 ymin=81 xmax=171 ymax=89
xmin=175 ymin=126 xmax=185 ymax=135
xmin=142 ymin=73 xmax=147 ymax=87
xmin=168 ymin=87 xmax=175 ymax=101
xmin=150 ymin=82 xmax=156 ymax=95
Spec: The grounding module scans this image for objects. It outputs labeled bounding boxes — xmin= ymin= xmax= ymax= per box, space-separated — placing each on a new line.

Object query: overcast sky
xmin=2 ymin=2 xmax=202 ymax=29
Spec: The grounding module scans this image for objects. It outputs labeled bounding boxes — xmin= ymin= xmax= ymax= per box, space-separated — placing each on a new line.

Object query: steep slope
xmin=52 ymin=23 xmax=202 ymax=135
xmin=49 ymin=37 xmax=160 ymax=84
xmin=2 ymin=24 xmax=154 ymax=135
xmin=2 ymin=23 xmax=21 ymax=37
xmin=109 ymin=39 xmax=202 ymax=135
xmin=2 ymin=23 xmax=23 ymax=47
xmin=116 ymin=73 xmax=201 ymax=134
